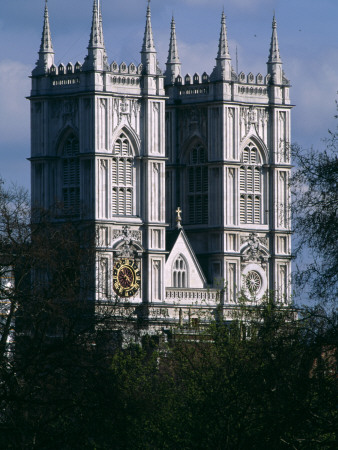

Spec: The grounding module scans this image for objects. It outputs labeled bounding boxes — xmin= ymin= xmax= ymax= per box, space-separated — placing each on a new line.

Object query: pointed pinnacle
xmin=98 ymin=0 xmax=105 ymax=46
xmin=40 ymin=0 xmax=53 ymax=53
xmin=268 ymin=14 xmax=282 ymax=63
xmin=167 ymin=16 xmax=180 ymax=63
xmin=142 ymin=0 xmax=156 ymax=52
xmin=217 ymin=10 xmax=230 ymax=59
xmin=88 ymin=0 xmax=103 ymax=48
xmin=99 ymin=0 xmax=109 ymax=67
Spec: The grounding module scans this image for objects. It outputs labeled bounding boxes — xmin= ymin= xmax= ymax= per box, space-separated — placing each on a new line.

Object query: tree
xmin=99 ymin=300 xmax=338 ymax=449
xmin=0 ymin=179 xmax=337 ymax=448
xmin=292 ymin=110 xmax=338 ymax=304
xmin=0 ymin=180 xmax=138 ymax=448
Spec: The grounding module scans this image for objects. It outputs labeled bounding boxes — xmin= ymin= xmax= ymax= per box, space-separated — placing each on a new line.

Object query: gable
xmin=165 ymin=230 xmax=206 ymax=288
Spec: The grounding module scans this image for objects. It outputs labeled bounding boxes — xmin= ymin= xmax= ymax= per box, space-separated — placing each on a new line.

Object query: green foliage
xmin=0 ymin=301 xmax=337 ymax=448
xmin=292 ymin=110 xmax=338 ymax=303
xmin=0 ymin=180 xmax=337 ymax=448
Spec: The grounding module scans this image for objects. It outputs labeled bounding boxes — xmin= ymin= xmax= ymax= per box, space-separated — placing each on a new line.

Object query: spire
xmin=141 ymin=0 xmax=157 ymax=74
xmin=168 ymin=16 xmax=180 ymax=64
xmin=83 ymin=0 xmax=109 ymax=71
xmin=88 ymin=0 xmax=102 ymax=48
xmin=268 ymin=14 xmax=282 ymax=64
xmin=217 ymin=11 xmax=230 ymax=60
xmin=214 ymin=11 xmax=232 ymax=81
xmin=267 ymin=14 xmax=283 ymax=85
xmin=33 ymin=0 xmax=54 ymax=75
xmin=99 ymin=1 xmax=109 ymax=69
xmin=142 ymin=0 xmax=156 ymax=53
xmin=165 ymin=16 xmax=181 ymax=85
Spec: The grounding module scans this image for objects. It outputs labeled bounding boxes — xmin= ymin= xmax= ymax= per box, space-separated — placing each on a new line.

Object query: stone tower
xmin=164 ymin=12 xmax=292 ymax=303
xmin=30 ymin=2 xmax=292 ymax=328
xmin=30 ymin=1 xmax=167 ymax=307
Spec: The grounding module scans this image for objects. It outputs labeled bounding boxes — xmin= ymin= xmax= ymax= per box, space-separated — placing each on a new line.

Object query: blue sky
xmin=0 ymin=0 xmax=337 ymax=188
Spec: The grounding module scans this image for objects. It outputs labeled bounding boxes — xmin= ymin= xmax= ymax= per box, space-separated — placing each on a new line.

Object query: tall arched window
xmin=62 ymin=133 xmax=80 ymax=215
xmin=240 ymin=143 xmax=263 ymax=224
xmin=112 ymin=133 xmax=134 ymax=216
xmin=173 ymin=255 xmax=187 ymax=288
xmin=187 ymin=144 xmax=208 ymax=224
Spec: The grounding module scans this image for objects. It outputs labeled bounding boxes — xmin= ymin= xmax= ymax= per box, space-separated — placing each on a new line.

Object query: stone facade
xmin=29 ymin=1 xmax=292 ymax=328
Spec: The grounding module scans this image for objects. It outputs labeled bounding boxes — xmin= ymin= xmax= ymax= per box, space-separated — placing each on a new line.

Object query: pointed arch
xmin=111 ymin=127 xmax=140 ymax=217
xmin=181 ymin=136 xmax=208 ymax=225
xmin=55 ymin=125 xmax=79 ymax=156
xmin=56 ymin=127 xmax=80 ymax=216
xmin=239 ymin=138 xmax=267 ymax=225
xmin=111 ymin=125 xmax=140 ymax=157
xmin=172 ymin=253 xmax=189 ymax=288
xmin=180 ymin=134 xmax=207 ymax=164
xmin=240 ymin=134 xmax=268 ymax=164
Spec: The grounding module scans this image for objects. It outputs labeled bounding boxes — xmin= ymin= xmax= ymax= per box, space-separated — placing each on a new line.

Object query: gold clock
xmin=113 ymin=258 xmax=141 ymax=298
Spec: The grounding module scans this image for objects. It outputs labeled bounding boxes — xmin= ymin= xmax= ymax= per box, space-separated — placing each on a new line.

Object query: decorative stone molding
xmin=120 ymin=97 xmax=129 ymax=114
xmin=248 ymin=107 xmax=258 ymax=124
xmin=242 ymin=263 xmax=267 ymax=300
xmin=115 ymin=241 xmax=138 ymax=258
xmin=105 ymin=226 xmax=144 ymax=258
xmin=112 ymin=225 xmax=142 ymax=243
xmin=241 ymin=232 xmax=269 ymax=266
xmin=100 ymin=159 xmax=107 ymax=169
xmin=165 ymin=288 xmax=219 ymax=305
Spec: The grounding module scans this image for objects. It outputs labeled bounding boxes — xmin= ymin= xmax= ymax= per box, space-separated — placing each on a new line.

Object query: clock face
xmin=113 ymin=258 xmax=141 ymax=298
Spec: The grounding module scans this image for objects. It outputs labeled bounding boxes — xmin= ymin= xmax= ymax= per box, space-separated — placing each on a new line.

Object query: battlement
xmin=44 ymin=60 xmax=143 ymax=77
xmin=173 ymin=70 xmax=289 ymax=88
xmin=110 ymin=61 xmax=143 ymax=75
xmin=34 ymin=61 xmax=144 ymax=93
xmin=166 ymin=69 xmax=290 ymax=104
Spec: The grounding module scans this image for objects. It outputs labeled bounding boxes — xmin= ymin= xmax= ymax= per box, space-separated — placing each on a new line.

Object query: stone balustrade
xmin=166 ymin=288 xmax=219 ymax=305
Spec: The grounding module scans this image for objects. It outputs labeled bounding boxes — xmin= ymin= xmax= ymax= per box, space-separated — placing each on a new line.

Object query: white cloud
xmin=0 ymin=60 xmax=30 ymax=145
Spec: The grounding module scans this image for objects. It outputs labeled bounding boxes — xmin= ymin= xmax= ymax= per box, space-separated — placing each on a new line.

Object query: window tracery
xmin=173 ymin=255 xmax=187 ymax=288
xmin=62 ymin=133 xmax=80 ymax=215
xmin=112 ymin=133 xmax=134 ymax=216
xmin=240 ymin=143 xmax=263 ymax=224
xmin=187 ymin=144 xmax=208 ymax=224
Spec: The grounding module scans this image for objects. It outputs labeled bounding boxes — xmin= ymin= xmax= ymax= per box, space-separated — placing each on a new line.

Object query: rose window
xmin=246 ymin=271 xmax=262 ymax=294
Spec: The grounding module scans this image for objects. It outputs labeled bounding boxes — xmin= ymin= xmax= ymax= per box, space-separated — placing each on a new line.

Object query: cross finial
xmin=176 ymin=206 xmax=182 ymax=229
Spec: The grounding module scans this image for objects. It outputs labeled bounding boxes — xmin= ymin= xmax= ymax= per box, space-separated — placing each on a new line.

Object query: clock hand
xmin=120 ymin=270 xmax=132 ymax=283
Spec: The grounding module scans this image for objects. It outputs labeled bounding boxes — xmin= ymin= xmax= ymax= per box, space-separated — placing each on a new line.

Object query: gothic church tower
xmin=30 ymin=1 xmax=167 ymax=307
xmin=164 ymin=12 xmax=292 ymax=304
xmin=30 ymin=2 xmax=292 ymax=328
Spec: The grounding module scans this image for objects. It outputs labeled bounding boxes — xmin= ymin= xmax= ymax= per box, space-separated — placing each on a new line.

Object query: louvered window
xmin=62 ymin=134 xmax=80 ymax=215
xmin=112 ymin=133 xmax=134 ymax=216
xmin=254 ymin=168 xmax=260 ymax=192
xmin=254 ymin=196 xmax=261 ymax=223
xmin=239 ymin=143 xmax=263 ymax=224
xmin=187 ymin=144 xmax=208 ymax=225
xmin=240 ymin=195 xmax=246 ymax=223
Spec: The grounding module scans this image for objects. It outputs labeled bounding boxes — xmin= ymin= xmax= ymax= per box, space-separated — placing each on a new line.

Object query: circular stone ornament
xmin=245 ymin=271 xmax=262 ymax=294
xmin=242 ymin=263 xmax=267 ymax=300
